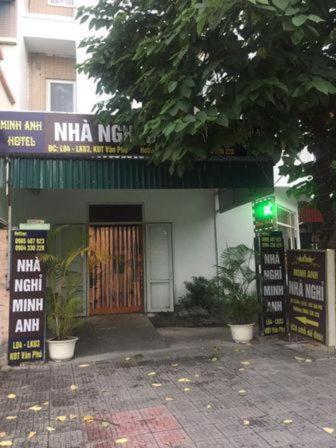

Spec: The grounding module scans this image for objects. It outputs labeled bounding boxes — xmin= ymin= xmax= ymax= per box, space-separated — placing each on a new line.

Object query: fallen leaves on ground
xmin=46 ymin=427 xmax=55 ymax=432
xmin=151 ymin=383 xmax=162 ymax=388
xmin=165 ymin=397 xmax=173 ymax=402
xmin=206 ymin=404 xmax=212 ymax=409
xmin=294 ymin=356 xmax=313 ymax=363
xmin=323 ymin=427 xmax=335 ymax=434
xmin=178 ymin=378 xmax=191 ymax=383
xmin=70 ymin=385 xmax=78 ymax=391
xmin=0 ymin=433 xmax=6 ymax=439
xmin=124 ymin=357 xmax=132 ymax=361
xmin=194 ymin=374 xmax=199 ymax=378
xmin=7 ymin=394 xmax=16 ymax=400
xmin=69 ymin=414 xmax=77 ymax=420
xmin=209 ymin=356 xmax=218 ymax=362
xmin=171 ymin=363 xmax=179 ymax=367
xmin=5 ymin=417 xmax=16 ymax=421
xmin=56 ymin=416 xmax=67 ymax=422
xmin=283 ymin=419 xmax=293 ymax=425
xmin=83 ymin=415 xmax=94 ymax=423
xmin=147 ymin=372 xmax=156 ymax=377
xmin=234 ymin=348 xmax=246 ymax=353
xmin=101 ymin=421 xmax=110 ymax=428
xmin=238 ymin=389 xmax=246 ymax=396
xmin=238 ymin=368 xmax=245 ymax=372
xmin=27 ymin=432 xmax=36 ymax=440
xmin=115 ymin=438 xmax=128 ymax=445
xmin=78 ymin=364 xmax=90 ymax=368
xmin=183 ymin=387 xmax=191 ymax=392
xmin=294 ymin=356 xmax=305 ymax=362
xmin=243 ymin=420 xmax=250 ymax=426
xmin=0 ymin=441 xmax=12 ymax=447
xmin=28 ymin=405 xmax=42 ymax=412
xmin=240 ymin=361 xmax=250 ymax=366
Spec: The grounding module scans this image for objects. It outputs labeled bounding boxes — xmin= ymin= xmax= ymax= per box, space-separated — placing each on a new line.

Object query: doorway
xmin=89 ymin=225 xmax=144 ymax=315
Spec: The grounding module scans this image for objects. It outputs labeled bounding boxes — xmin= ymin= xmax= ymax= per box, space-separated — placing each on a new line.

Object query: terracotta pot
xmin=47 ymin=337 xmax=78 ymax=362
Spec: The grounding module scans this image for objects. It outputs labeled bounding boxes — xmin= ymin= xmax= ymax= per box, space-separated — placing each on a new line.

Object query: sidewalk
xmin=0 ymin=331 xmax=335 ymax=447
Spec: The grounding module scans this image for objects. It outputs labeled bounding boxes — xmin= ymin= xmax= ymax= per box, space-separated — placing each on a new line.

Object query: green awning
xmin=7 ymin=157 xmax=273 ymax=190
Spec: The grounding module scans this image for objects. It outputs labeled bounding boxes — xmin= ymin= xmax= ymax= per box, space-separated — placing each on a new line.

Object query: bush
xmin=179 ymin=276 xmax=218 ymax=312
xmin=217 ymin=245 xmax=261 ymax=325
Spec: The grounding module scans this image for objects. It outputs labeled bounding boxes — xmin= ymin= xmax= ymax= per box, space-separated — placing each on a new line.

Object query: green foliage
xmin=217 ymin=245 xmax=261 ymax=325
xmin=41 ymin=249 xmax=85 ymax=341
xmin=179 ymin=276 xmax=217 ymax=311
xmin=78 ymin=1 xmax=336 ymax=245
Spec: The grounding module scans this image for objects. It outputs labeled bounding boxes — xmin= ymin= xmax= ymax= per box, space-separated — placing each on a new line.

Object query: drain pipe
xmin=6 ymin=158 xmax=12 ymax=290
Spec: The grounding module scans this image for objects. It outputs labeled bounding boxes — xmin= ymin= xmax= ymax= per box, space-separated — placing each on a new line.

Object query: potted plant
xmin=41 ymin=247 xmax=86 ymax=361
xmin=217 ymin=244 xmax=261 ymax=343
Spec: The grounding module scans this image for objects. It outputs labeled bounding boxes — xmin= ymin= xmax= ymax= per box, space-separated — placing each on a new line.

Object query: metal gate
xmin=89 ymin=225 xmax=144 ymax=315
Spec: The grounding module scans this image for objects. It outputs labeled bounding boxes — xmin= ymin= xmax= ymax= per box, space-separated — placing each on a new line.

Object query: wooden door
xmin=89 ymin=225 xmax=144 ymax=315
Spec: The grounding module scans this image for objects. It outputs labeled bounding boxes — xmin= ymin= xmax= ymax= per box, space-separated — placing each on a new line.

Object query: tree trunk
xmin=312 ymin=136 xmax=336 ymax=249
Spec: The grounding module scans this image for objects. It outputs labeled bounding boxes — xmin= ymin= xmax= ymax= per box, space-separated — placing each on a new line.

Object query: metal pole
xmin=5 ymin=158 xmax=12 ymax=290
xmin=254 ymin=234 xmax=264 ymax=336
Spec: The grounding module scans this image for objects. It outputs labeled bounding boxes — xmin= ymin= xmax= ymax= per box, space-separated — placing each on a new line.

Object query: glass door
xmin=146 ymin=224 xmax=174 ymax=312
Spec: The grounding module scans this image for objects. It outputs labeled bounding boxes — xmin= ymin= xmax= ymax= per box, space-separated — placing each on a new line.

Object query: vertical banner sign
xmin=8 ymin=230 xmax=47 ymax=366
xmin=287 ymin=250 xmax=326 ymax=344
xmin=259 ymin=231 xmax=286 ymax=335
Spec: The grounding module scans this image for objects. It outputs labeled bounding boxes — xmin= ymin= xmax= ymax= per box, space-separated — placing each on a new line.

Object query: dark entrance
xmin=88 ymin=203 xmax=144 ymax=315
xmin=89 ymin=225 xmax=144 ymax=314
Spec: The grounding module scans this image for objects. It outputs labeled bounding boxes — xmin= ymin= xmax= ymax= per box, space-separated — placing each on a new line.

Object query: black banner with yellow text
xmin=8 ymin=230 xmax=47 ymax=366
xmin=287 ymin=250 xmax=326 ymax=344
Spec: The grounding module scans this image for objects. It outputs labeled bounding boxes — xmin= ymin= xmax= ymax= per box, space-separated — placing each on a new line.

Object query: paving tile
xmin=1 ymin=337 xmax=336 ymax=447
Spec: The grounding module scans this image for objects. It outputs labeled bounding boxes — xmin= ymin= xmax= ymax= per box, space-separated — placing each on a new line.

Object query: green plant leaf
xmin=308 ymin=14 xmax=324 ymax=23
xmin=292 ymin=15 xmax=308 ymax=27
xmin=197 ymin=15 xmax=207 ymax=35
xmin=272 ymin=0 xmax=289 ymax=10
xmin=312 ymin=79 xmax=329 ymax=95
xmin=217 ymin=114 xmax=229 ymax=127
xmin=168 ymin=81 xmax=178 ymax=93
xmin=291 ymin=28 xmax=304 ymax=44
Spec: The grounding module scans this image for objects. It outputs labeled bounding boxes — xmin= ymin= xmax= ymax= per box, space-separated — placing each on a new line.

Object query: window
xmin=47 ymin=80 xmax=75 ymax=112
xmin=48 ymin=0 xmax=74 ymax=6
xmin=276 ymin=206 xmax=298 ymax=250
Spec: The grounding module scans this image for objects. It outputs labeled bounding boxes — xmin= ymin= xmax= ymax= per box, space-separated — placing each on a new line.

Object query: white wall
xmin=12 ymin=188 xmax=217 ymax=302
xmin=0 ymin=0 xmax=29 ymax=111
xmin=215 ymin=186 xmax=300 ymax=255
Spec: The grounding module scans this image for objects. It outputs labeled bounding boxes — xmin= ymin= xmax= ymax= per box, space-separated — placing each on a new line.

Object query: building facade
xmin=0 ymin=0 xmax=299 ymax=362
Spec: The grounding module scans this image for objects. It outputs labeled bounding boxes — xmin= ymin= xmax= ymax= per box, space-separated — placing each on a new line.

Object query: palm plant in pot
xmin=41 ymin=248 xmax=86 ymax=361
xmin=217 ymin=244 xmax=261 ymax=344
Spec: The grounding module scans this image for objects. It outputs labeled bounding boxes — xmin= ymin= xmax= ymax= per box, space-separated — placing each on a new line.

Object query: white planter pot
xmin=229 ymin=324 xmax=254 ymax=344
xmin=47 ymin=337 xmax=78 ymax=362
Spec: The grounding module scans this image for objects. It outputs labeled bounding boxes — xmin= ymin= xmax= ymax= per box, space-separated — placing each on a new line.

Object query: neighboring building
xmin=0 ymin=0 xmax=299 ymax=359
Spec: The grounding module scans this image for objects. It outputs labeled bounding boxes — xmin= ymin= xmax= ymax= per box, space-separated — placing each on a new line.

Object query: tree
xmin=78 ymin=0 xmax=336 ymax=247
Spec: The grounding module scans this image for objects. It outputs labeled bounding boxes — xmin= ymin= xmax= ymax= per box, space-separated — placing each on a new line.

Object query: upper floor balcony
xmin=22 ymin=0 xmax=76 ymax=58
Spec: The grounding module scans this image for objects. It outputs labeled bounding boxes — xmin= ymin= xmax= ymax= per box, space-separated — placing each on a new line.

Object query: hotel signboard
xmin=259 ymin=231 xmax=286 ymax=336
xmin=8 ymin=230 xmax=47 ymax=366
xmin=0 ymin=111 xmax=246 ymax=159
xmin=287 ymin=250 xmax=326 ymax=344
